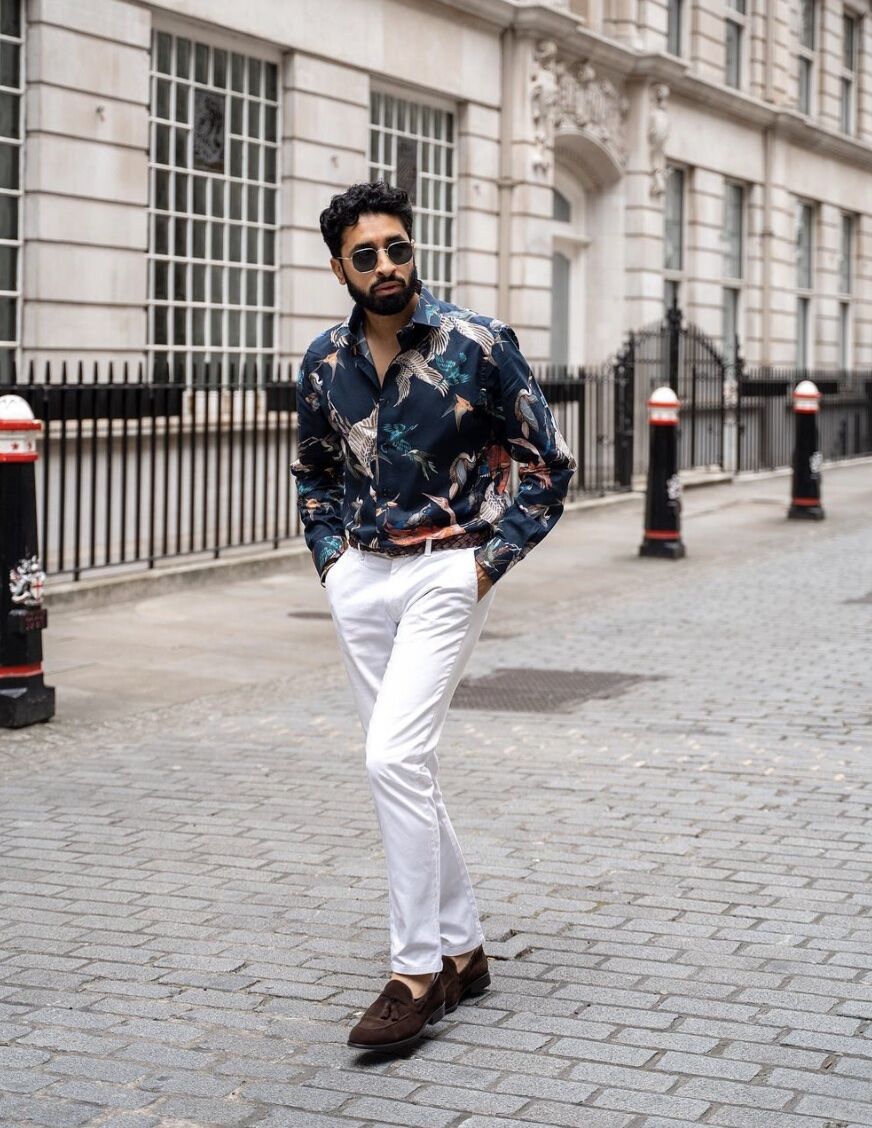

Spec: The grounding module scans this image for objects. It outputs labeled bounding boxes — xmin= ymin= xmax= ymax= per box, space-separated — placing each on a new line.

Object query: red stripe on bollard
xmin=0 ymin=663 xmax=43 ymax=679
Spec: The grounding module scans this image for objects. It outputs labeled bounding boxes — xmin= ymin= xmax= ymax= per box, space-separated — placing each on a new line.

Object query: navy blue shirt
xmin=291 ymin=285 xmax=576 ymax=585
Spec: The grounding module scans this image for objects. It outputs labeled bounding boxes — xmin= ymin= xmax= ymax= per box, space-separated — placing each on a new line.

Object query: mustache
xmin=372 ymin=277 xmax=403 ymax=289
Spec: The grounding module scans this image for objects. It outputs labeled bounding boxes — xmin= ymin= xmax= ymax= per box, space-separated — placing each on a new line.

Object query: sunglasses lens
xmin=387 ymin=241 xmax=413 ymax=265
xmin=351 ymin=249 xmax=378 ymax=272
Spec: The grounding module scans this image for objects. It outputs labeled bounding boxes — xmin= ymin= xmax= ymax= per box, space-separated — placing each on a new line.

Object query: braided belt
xmin=348 ymin=530 xmax=488 ymax=558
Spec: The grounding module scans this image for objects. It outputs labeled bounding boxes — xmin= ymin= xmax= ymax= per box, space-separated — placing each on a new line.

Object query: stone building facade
xmin=6 ymin=0 xmax=872 ymax=379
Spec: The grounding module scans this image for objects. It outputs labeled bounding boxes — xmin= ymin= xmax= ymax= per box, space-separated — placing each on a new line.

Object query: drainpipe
xmin=497 ymin=26 xmax=515 ymax=323
xmin=761 ymin=2 xmax=776 ymax=366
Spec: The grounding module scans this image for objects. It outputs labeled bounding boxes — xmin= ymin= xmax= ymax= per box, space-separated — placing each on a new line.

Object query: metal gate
xmin=623 ymin=306 xmax=727 ymax=471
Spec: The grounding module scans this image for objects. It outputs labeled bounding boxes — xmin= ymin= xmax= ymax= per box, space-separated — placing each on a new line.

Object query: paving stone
xmin=3 ymin=467 xmax=871 ymax=1128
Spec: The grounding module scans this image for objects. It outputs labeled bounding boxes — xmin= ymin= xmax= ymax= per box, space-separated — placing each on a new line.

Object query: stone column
xmin=23 ymin=0 xmax=150 ymax=370
xmin=456 ymin=103 xmax=500 ymax=317
xmin=279 ymin=53 xmax=368 ymax=368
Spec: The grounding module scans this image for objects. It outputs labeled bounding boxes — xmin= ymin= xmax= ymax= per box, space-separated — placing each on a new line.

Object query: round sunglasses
xmin=337 ymin=239 xmax=415 ymax=274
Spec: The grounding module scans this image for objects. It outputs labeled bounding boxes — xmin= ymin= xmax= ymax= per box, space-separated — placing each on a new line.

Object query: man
xmin=291 ymin=181 xmax=576 ymax=1052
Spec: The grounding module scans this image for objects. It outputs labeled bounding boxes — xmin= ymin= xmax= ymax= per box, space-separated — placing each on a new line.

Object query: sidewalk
xmin=1 ymin=463 xmax=871 ymax=1127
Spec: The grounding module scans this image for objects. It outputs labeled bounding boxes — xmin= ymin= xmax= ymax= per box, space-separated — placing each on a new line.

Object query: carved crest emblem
xmin=9 ymin=555 xmax=46 ymax=607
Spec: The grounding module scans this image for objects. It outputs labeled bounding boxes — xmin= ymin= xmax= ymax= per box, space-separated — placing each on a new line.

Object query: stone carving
xmin=648 ymin=84 xmax=671 ymax=197
xmin=530 ymin=40 xmax=560 ymax=174
xmin=530 ymin=40 xmax=629 ymax=177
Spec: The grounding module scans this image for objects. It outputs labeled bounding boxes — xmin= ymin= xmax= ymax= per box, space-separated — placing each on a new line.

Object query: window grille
xmin=148 ymin=31 xmax=280 ymax=384
xmin=0 ymin=0 xmax=21 ymax=383
xmin=369 ymin=91 xmax=455 ymax=301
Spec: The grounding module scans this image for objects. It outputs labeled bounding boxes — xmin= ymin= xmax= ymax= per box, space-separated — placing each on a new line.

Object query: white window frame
xmin=798 ymin=0 xmax=817 ymax=115
xmin=725 ymin=0 xmax=747 ymax=90
xmin=839 ymin=10 xmax=860 ymax=134
xmin=721 ymin=180 xmax=744 ymax=369
xmin=369 ymin=87 xmax=456 ymax=302
xmin=0 ymin=0 xmax=23 ymax=383
xmin=147 ymin=25 xmax=281 ymax=386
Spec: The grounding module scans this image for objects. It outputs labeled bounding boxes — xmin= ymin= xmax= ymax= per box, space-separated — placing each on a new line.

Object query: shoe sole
xmin=347 ymin=1002 xmax=446 ymax=1052
xmin=445 ymin=970 xmax=491 ymax=1014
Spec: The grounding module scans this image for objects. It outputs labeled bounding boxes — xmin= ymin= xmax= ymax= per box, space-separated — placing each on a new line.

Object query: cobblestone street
xmin=2 ymin=464 xmax=871 ymax=1128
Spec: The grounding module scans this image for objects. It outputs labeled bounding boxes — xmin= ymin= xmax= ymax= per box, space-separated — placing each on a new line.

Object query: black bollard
xmin=0 ymin=395 xmax=55 ymax=727
xmin=639 ymin=386 xmax=686 ymax=559
xmin=787 ymin=380 xmax=824 ymax=521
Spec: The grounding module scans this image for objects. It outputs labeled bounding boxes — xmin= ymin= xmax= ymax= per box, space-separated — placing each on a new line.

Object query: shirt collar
xmin=344 ymin=281 xmax=442 ymax=351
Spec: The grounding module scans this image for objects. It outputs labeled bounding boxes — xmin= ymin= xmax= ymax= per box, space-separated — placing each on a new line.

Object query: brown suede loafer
xmin=347 ymin=974 xmax=446 ymax=1052
xmin=439 ymin=944 xmax=491 ymax=1013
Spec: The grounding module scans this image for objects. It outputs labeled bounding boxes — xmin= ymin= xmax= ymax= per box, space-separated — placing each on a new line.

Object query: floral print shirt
xmin=291 ymin=285 xmax=577 ymax=586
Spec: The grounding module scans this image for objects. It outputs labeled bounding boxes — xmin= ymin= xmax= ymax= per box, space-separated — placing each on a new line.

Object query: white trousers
xmin=324 ymin=543 xmax=495 ymax=974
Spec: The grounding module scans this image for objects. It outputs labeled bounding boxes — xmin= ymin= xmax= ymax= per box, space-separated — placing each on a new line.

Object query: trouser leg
xmin=327 ymin=546 xmax=493 ymax=974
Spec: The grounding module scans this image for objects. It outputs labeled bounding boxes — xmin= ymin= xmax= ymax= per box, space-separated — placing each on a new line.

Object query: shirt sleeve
xmin=290 ymin=355 xmax=347 ymax=584
xmin=474 ymin=324 xmax=577 ymax=586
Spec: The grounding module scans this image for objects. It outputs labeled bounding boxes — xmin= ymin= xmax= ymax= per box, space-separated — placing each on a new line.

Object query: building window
xmin=796 ymin=201 xmax=814 ymax=368
xmin=838 ymin=213 xmax=853 ymax=370
xmin=723 ymin=182 xmax=744 ymax=281
xmin=552 ymin=188 xmax=571 ymax=223
xmin=725 ymin=0 xmax=746 ymax=89
xmin=370 ymin=92 xmax=455 ymax=301
xmin=798 ymin=0 xmax=816 ymax=114
xmin=840 ymin=12 xmax=858 ymax=134
xmin=722 ymin=287 xmax=740 ymax=370
xmin=839 ymin=302 xmax=851 ymax=369
xmin=796 ymin=296 xmax=810 ymax=369
xmin=663 ymin=165 xmax=684 ymax=272
xmin=0 ymin=0 xmax=22 ymax=384
xmin=796 ymin=201 xmax=813 ymax=291
xmin=148 ymin=31 xmax=280 ymax=384
xmin=721 ymin=181 xmax=743 ymax=371
xmin=838 ymin=212 xmax=853 ymax=296
xmin=667 ymin=0 xmax=683 ymax=56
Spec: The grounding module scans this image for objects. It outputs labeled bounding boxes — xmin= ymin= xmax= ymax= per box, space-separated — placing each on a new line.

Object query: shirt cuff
xmin=473 ymin=537 xmax=520 ymax=586
xmin=314 ymin=535 xmax=346 ymax=585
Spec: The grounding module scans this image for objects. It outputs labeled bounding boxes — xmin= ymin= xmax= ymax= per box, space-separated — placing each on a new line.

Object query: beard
xmin=345 ymin=266 xmax=419 ymax=316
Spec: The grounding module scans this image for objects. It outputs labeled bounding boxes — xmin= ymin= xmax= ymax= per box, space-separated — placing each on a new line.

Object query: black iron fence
xmin=737 ymin=368 xmax=872 ymax=472
xmin=626 ymin=306 xmax=726 ymax=471
xmin=14 ymin=359 xmax=631 ymax=582
xmin=13 ymin=351 xmax=871 ymax=583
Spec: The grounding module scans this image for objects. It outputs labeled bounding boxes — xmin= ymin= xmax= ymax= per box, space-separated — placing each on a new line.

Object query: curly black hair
xmin=319 ymin=181 xmax=413 ymax=258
